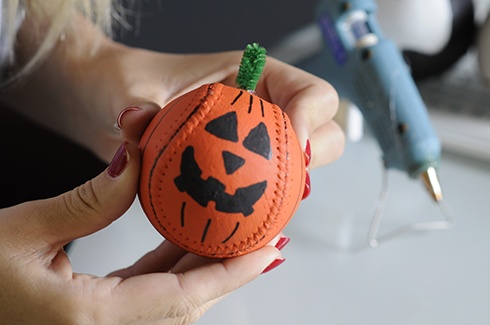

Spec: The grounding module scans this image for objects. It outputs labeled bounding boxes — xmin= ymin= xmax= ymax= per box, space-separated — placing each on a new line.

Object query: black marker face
xmin=174 ymin=146 xmax=267 ymax=217
xmin=174 ymin=109 xmax=273 ymax=244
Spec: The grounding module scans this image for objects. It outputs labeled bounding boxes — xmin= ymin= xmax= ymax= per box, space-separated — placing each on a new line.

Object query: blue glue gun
xmin=296 ymin=0 xmax=442 ymax=199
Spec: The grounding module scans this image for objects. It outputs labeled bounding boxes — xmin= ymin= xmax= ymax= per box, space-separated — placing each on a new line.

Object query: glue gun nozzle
xmin=421 ymin=167 xmax=443 ymax=202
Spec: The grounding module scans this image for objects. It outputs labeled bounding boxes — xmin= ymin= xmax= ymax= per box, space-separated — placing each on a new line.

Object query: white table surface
xmin=70 ymin=134 xmax=490 ymax=325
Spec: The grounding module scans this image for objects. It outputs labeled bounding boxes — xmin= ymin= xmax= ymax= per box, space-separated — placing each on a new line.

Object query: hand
xmin=0 ymin=142 xmax=284 ymax=324
xmin=102 ymin=48 xmax=345 ymax=170
xmin=5 ymin=15 xmax=344 ymax=167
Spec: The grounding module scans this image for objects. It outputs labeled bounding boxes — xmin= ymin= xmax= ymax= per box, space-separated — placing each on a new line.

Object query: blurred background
xmin=114 ymin=0 xmax=320 ymax=53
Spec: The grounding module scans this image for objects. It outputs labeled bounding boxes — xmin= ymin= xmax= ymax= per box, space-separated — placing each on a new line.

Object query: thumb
xmin=1 ymin=142 xmax=141 ymax=248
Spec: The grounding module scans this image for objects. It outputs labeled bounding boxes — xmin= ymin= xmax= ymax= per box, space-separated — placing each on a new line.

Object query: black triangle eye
xmin=222 ymin=151 xmax=245 ymax=174
xmin=205 ymin=112 xmax=238 ymax=142
xmin=243 ymin=122 xmax=271 ymax=160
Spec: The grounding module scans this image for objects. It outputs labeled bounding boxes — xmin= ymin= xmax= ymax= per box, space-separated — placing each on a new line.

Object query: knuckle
xmin=319 ymin=81 xmax=340 ymax=116
xmin=174 ymin=297 xmax=198 ymax=319
xmin=178 ymin=308 xmax=207 ymax=325
xmin=332 ymin=123 xmax=346 ymax=158
xmin=302 ymin=81 xmax=339 ymax=129
xmin=169 ymin=275 xmax=201 ymax=319
xmin=62 ymin=180 xmax=101 ymax=218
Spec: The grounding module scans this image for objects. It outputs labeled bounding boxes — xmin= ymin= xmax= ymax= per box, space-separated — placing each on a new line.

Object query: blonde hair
xmin=2 ymin=0 xmax=123 ymax=88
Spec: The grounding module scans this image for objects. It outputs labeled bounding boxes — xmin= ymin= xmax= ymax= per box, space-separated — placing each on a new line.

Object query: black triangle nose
xmin=222 ymin=151 xmax=245 ymax=174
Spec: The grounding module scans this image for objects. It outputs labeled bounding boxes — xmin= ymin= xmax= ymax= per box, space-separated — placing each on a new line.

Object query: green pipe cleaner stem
xmin=235 ymin=43 xmax=267 ymax=91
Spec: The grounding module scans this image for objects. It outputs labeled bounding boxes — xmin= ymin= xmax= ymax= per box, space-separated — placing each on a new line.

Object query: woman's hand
xmin=5 ymin=15 xmax=344 ymax=166
xmin=0 ymin=142 xmax=284 ymax=324
xmin=114 ymin=49 xmax=345 ymax=169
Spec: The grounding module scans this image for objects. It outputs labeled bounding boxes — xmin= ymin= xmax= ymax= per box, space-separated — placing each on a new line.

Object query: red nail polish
xmin=275 ymin=236 xmax=290 ymax=251
xmin=261 ymin=258 xmax=286 ymax=274
xmin=117 ymin=107 xmax=142 ymax=129
xmin=304 ymin=139 xmax=311 ymax=168
xmin=302 ymin=170 xmax=311 ymax=200
xmin=108 ymin=142 xmax=129 ymax=178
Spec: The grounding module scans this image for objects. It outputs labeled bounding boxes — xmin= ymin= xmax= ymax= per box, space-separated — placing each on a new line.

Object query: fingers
xmin=115 ymin=54 xmax=343 ymax=171
xmin=255 ymin=57 xmax=340 ymax=150
xmin=0 ymin=142 xmax=141 ymax=248
xmin=169 ymin=232 xmax=285 ymax=274
xmin=108 ymin=240 xmax=188 ymax=278
xmin=310 ymin=121 xmax=346 ymax=169
xmin=110 ymin=232 xmax=286 ymax=279
xmin=110 ymin=244 xmax=282 ymax=323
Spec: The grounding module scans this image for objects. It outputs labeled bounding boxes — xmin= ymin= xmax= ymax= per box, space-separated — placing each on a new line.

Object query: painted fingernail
xmin=116 ymin=106 xmax=142 ymax=130
xmin=261 ymin=258 xmax=286 ymax=274
xmin=304 ymin=139 xmax=311 ymax=168
xmin=108 ymin=142 xmax=129 ymax=178
xmin=302 ymin=170 xmax=311 ymax=200
xmin=275 ymin=236 xmax=290 ymax=251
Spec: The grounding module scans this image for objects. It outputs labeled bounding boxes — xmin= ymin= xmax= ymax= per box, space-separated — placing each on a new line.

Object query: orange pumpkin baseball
xmin=138 ymin=83 xmax=305 ymax=258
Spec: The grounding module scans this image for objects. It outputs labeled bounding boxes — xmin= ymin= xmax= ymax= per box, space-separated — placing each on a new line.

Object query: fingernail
xmin=261 ymin=258 xmax=286 ymax=274
xmin=108 ymin=142 xmax=129 ymax=178
xmin=302 ymin=170 xmax=311 ymax=200
xmin=304 ymin=139 xmax=311 ymax=168
xmin=275 ymin=236 xmax=290 ymax=251
xmin=117 ymin=106 xmax=142 ymax=129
